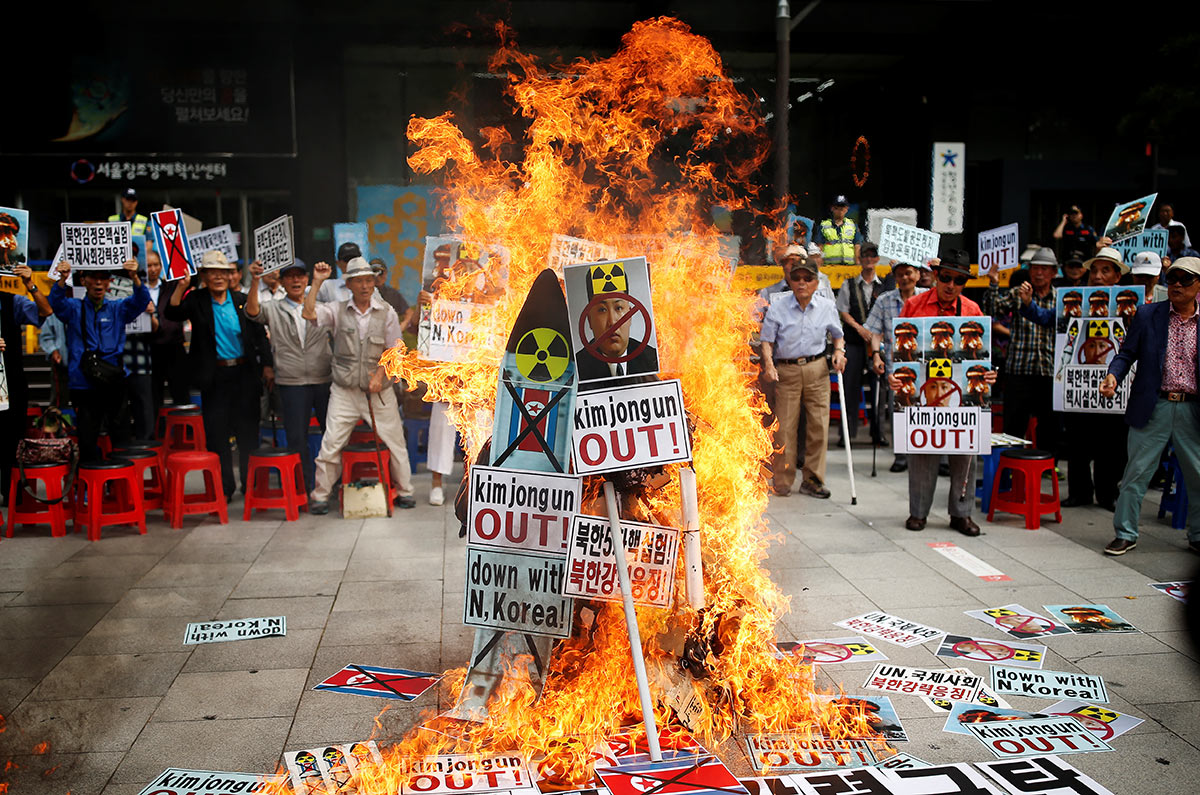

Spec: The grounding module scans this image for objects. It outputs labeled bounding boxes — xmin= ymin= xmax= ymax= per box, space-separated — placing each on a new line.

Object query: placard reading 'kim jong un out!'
xmin=571 ymin=379 xmax=691 ymax=475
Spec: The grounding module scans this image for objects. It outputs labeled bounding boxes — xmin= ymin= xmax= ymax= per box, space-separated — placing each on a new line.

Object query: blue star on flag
xmin=941 ymin=150 xmax=958 ymax=167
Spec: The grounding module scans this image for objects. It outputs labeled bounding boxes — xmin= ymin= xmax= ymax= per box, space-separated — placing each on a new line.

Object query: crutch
xmin=835 ymin=370 xmax=858 ymax=505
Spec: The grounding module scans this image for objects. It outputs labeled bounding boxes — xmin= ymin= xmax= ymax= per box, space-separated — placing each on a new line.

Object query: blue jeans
xmin=278 ymin=383 xmax=331 ymax=491
xmin=1114 ymin=398 xmax=1200 ymax=542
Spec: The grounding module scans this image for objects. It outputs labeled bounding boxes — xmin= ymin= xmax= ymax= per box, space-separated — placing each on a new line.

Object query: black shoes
xmin=950 ymin=516 xmax=981 ymax=537
xmin=905 ymin=516 xmax=926 ymax=531
xmin=393 ymin=495 xmax=417 ymax=509
xmin=1104 ymin=538 xmax=1136 ymax=556
xmin=799 ymin=478 xmax=831 ymax=499
xmin=890 ymin=457 xmax=908 ymax=473
xmin=1062 ymin=495 xmax=1094 ymax=508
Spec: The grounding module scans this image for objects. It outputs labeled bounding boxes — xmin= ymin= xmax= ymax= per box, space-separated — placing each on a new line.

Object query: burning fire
xmin=289 ymin=16 xmax=884 ymax=793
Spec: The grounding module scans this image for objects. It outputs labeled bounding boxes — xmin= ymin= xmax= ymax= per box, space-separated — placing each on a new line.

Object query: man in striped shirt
xmin=866 ymin=259 xmax=927 ymax=472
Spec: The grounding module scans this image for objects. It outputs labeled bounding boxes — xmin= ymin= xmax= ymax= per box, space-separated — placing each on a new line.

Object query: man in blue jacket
xmin=49 ymin=258 xmax=149 ymax=459
xmin=1100 ymin=256 xmax=1200 ymax=555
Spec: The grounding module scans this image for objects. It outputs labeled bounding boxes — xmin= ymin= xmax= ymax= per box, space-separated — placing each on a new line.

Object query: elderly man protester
xmin=2 ymin=264 xmax=51 ymax=500
xmin=304 ymin=257 xmax=415 ymax=513
xmin=867 ymin=258 xmax=927 ymax=472
xmin=166 ymin=250 xmax=273 ymax=501
xmin=888 ymin=250 xmax=994 ymax=536
xmin=146 ymin=249 xmax=191 ymax=408
xmin=1053 ymin=250 xmax=1087 ymax=288
xmin=760 ymin=249 xmax=847 ymax=499
xmin=246 ymin=260 xmax=333 ymax=493
xmin=836 ymin=241 xmax=887 ymax=447
xmin=985 ymin=247 xmax=1060 ymax=456
xmin=1099 ymin=257 xmax=1200 ymax=556
xmin=1131 ymin=251 xmax=1167 ymax=303
xmin=317 ymin=242 xmax=359 ymax=303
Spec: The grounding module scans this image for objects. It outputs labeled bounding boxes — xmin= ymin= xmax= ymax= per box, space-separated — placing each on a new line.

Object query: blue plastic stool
xmin=1158 ymin=453 xmax=1188 ymax=530
xmin=405 ymin=417 xmax=430 ymax=468
xmin=976 ymin=447 xmax=1007 ymax=515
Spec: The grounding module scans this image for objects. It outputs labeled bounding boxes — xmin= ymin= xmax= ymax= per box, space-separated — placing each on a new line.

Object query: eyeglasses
xmin=1166 ymin=271 xmax=1198 ymax=287
xmin=937 ymin=271 xmax=969 ymax=286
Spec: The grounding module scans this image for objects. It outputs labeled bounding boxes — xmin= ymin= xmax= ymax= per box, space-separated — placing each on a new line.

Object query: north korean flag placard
xmin=596 ymin=754 xmax=748 ymax=795
xmin=312 ymin=664 xmax=441 ymax=702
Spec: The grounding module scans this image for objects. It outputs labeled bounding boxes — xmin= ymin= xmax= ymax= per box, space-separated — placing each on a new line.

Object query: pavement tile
xmin=331 ymin=580 xmax=443 ymax=614
xmin=768 ymin=566 xmax=863 ymax=597
xmin=1149 ymin=630 xmax=1200 ymax=661
xmin=0 ymin=636 xmax=82 ymax=680
xmin=111 ymin=717 xmax=291 ymax=784
xmin=285 ymin=703 xmax=424 ymax=751
xmin=1 ymin=751 xmax=124 ymax=795
xmin=1066 ymin=726 xmax=1200 ymax=792
xmin=73 ymin=616 xmax=196 ymax=655
xmin=1047 ymin=631 xmax=1174 ymax=661
xmin=107 ymin=585 xmax=234 ymax=619
xmin=344 ymin=555 xmax=450 ymax=581
xmin=245 ymin=550 xmax=352 ymax=574
xmin=319 ymin=608 xmax=443 ymax=646
xmin=43 ymin=554 xmax=162 ymax=581
xmin=152 ymin=668 xmax=308 ymax=721
xmin=1073 ymin=651 xmax=1200 ymax=706
xmin=854 ymin=575 xmax=984 ymax=610
xmin=1036 ymin=567 xmax=1174 ymax=599
xmin=821 ymin=551 xmax=942 ymax=582
xmin=1000 ymin=542 xmax=1118 ymax=571
xmin=961 ymin=583 xmax=1090 ymax=609
xmin=0 ymin=676 xmax=38 ymax=713
xmin=0 ymin=696 xmax=159 ymax=754
xmin=70 ymin=530 xmax=183 ymax=557
xmin=181 ymin=523 xmax=279 ymax=546
xmin=230 ymin=570 xmax=343 ymax=599
xmin=0 ymin=538 xmax=88 ymax=570
xmin=183 ymin=628 xmax=322 ymax=673
xmin=214 ymin=595 xmax=334 ymax=629
xmin=138 ymin=561 xmax=252 ymax=589
xmin=781 ymin=593 xmax=881 ymax=633
xmin=1140 ymin=700 xmax=1200 ymax=752
xmin=158 ymin=541 xmax=267 ymax=565
xmin=6 ymin=577 xmax=133 ymax=606
xmin=29 ymin=652 xmax=190 ymax=700
xmin=0 ymin=604 xmax=111 ymax=639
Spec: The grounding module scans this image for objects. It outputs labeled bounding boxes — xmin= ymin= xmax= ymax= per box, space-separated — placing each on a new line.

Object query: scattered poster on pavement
xmin=964 ymin=604 xmax=1073 ymax=640
xmin=1149 ymin=581 xmax=1189 ymax=604
xmin=878 ymin=218 xmax=940 ymax=268
xmin=571 ymin=379 xmax=691 ymax=475
xmin=884 ymin=764 xmax=1006 ymax=795
xmin=976 ymin=755 xmax=1116 ymax=795
xmin=1043 ymin=699 xmax=1144 ymax=742
xmin=1042 ymin=604 xmax=1139 ymax=634
xmin=563 ymin=256 xmax=659 ymax=384
xmin=977 ymin=223 xmax=1019 ymax=276
xmin=863 ymin=664 xmax=981 ymax=702
xmin=990 ymin=666 xmax=1109 ymax=703
xmin=744 ymin=735 xmax=879 ymax=771
xmin=1052 ymin=286 xmax=1144 ymax=414
xmin=931 ymin=142 xmax=965 ymax=234
xmin=547 ymin=234 xmax=616 ymax=274
xmin=183 ymin=616 xmax=286 ymax=645
xmin=965 ymin=715 xmax=1113 ymax=760
xmin=872 ymin=752 xmax=931 ymax=771
xmin=564 ymin=515 xmax=679 ymax=609
xmin=941 ymin=701 xmax=1047 ymax=736
xmin=774 ymin=636 xmax=888 ymax=665
xmin=254 ymin=214 xmax=295 ymax=274
xmin=834 ymin=611 xmax=945 ymax=648
xmin=596 ymin=754 xmax=747 ymax=795
xmin=467 ymin=466 xmax=581 ymax=556
xmin=927 ymin=542 xmax=1011 ymax=582
xmin=188 ymin=224 xmax=240 ymax=264
xmin=137 ymin=768 xmax=284 ymax=795
xmin=311 ymin=663 xmax=441 ymax=702
xmin=0 ymin=206 xmax=29 ymax=276
xmin=464 ymin=547 xmax=572 ymax=638
xmin=1102 ymin=192 xmax=1157 ymax=242
xmin=738 ymin=777 xmax=801 ymax=795
xmin=285 ymin=741 xmax=384 ymax=795
xmin=1112 ymin=227 xmax=1169 ymax=261
xmin=401 ymin=753 xmax=532 ymax=794
xmin=788 ymin=768 xmax=894 ymax=795
xmin=151 ymin=208 xmax=198 ymax=280
xmin=591 ymin=727 xmax=707 ymax=767
xmin=935 ymin=635 xmax=1045 ymax=669
xmin=60 ymin=221 xmax=132 ymax=270
xmin=816 ymin=694 xmax=907 ymax=742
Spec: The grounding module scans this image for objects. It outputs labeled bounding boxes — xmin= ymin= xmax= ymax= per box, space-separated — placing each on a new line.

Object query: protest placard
xmin=865 ymin=208 xmax=918 ymax=254
xmin=188 ymin=224 xmax=239 ymax=264
xmin=965 ymin=716 xmax=1113 ymax=760
xmin=1149 ymin=581 xmax=1189 ymax=603
xmin=183 ymin=616 xmax=285 ymax=644
xmin=60 ymin=222 xmax=132 ymax=271
xmin=464 ymin=547 xmax=572 ymax=638
xmin=131 ymin=234 xmax=148 ymax=270
xmin=592 ymin=727 xmax=707 ymax=768
xmin=285 ymin=741 xmax=384 ymax=795
xmin=1102 ymin=192 xmax=1157 ymax=242
xmin=420 ymin=299 xmax=486 ymax=361
xmin=927 ymin=542 xmax=1011 ymax=582
xmin=788 ymin=768 xmax=894 ymax=795
xmin=138 ymin=768 xmax=283 ymax=795
xmin=990 ymin=667 xmax=1108 ymax=703
xmin=1052 ymin=286 xmax=1144 ymax=413
xmin=931 ymin=142 xmax=965 ymax=234
xmin=1043 ymin=700 xmax=1144 ymax=741
xmin=884 ymin=764 xmax=1006 ymax=795
xmin=418 ymin=236 xmax=507 ymax=362
xmin=977 ymin=223 xmax=1019 ymax=276
xmin=0 ymin=345 xmax=8 ymax=411
xmin=976 ymin=756 xmax=1116 ymax=795
xmin=547 ymin=233 xmax=617 ymax=273
xmin=151 ymin=209 xmax=198 ymax=280
xmin=467 ymin=466 xmax=581 ymax=556
xmin=940 ymin=701 xmax=1046 ymax=735
xmin=254 ymin=214 xmax=294 ymax=274
xmin=834 ymin=611 xmax=945 ymax=647
xmin=964 ymin=604 xmax=1073 ymax=640
xmin=878 ymin=219 xmax=940 ymax=268
xmin=815 ymin=694 xmax=907 ymax=742
xmin=936 ymin=635 xmax=1044 ymax=669
xmin=334 ymin=221 xmax=370 ymax=260
xmin=774 ymin=636 xmax=888 ymax=665
xmin=1042 ymin=604 xmax=1138 ymax=634
xmin=1111 ymin=227 xmax=1169 ymax=261
xmin=598 ymin=755 xmax=746 ymax=795
xmin=0 ymin=206 xmax=29 ymax=276
xmin=312 ymin=663 xmax=441 ymax=701
xmin=872 ymin=752 xmax=931 ymax=771
xmin=401 ymin=754 xmax=532 ymax=794
xmin=563 ymin=256 xmax=659 ymax=383
xmin=564 ymin=515 xmax=679 ymax=609
xmin=739 ymin=777 xmax=802 ymax=795
xmin=105 ymin=274 xmax=152 ymax=335
xmin=923 ymin=669 xmax=1011 ymax=715
xmin=744 ymin=736 xmax=879 ymax=771
xmin=571 ymin=379 xmax=691 ymax=475
xmin=864 ymin=664 xmax=982 ymax=702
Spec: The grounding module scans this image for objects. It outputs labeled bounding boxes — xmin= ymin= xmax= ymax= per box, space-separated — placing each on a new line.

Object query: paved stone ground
xmin=1 ymin=449 xmax=1197 ymax=794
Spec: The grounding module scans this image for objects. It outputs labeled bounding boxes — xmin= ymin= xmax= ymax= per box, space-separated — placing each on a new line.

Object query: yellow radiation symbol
xmin=931 ymin=698 xmax=952 ymax=709
xmin=846 ymin=643 xmax=876 ymax=655
xmin=927 ymin=357 xmax=953 ymax=379
xmin=515 ymin=328 xmax=570 ymax=383
xmin=984 ymin=608 xmax=1016 ymax=618
xmin=1088 ymin=319 xmax=1110 ymax=338
xmin=589 ymin=261 xmax=628 ymax=295
xmin=1077 ymin=705 xmax=1119 ymax=723
xmin=457 ymin=241 xmax=481 ymax=262
xmin=978 ymin=693 xmax=1000 ymax=707
xmin=1012 ymin=649 xmax=1042 ymax=661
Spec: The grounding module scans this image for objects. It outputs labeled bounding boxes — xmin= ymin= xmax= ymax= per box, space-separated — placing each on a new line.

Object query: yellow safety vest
xmin=819 ymin=218 xmax=858 ymax=266
xmin=108 ymin=213 xmax=149 ymax=238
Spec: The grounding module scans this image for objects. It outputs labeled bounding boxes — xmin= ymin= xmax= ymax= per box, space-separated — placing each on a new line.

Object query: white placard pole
xmin=603 ymin=481 xmax=662 ymax=761
xmin=836 ymin=372 xmax=858 ymax=505
xmin=679 ymin=467 xmax=704 ymax=610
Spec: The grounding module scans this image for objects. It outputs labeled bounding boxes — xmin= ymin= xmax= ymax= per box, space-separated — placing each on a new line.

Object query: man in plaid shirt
xmin=983 ymin=247 xmax=1059 ymax=455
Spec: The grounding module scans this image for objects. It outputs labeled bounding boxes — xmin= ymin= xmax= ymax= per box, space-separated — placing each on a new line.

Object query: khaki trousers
xmin=313 ymin=382 xmax=414 ymax=502
xmin=772 ymin=358 xmax=830 ymax=492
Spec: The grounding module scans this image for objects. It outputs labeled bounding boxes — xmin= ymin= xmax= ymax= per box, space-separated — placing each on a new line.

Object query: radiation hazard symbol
xmin=1076 ymin=705 xmax=1119 ymax=723
xmin=846 ymin=643 xmax=878 ymax=656
xmin=1012 ymin=649 xmax=1042 ymax=662
xmin=515 ymin=328 xmax=571 ymax=383
xmin=1088 ymin=319 xmax=1110 ymax=338
xmin=927 ymin=358 xmax=953 ymax=379
xmin=590 ymin=261 xmax=628 ymax=296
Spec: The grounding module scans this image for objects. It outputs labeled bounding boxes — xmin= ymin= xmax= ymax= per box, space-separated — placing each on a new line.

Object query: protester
xmin=1099 ymin=256 xmax=1200 ymax=555
xmin=760 ymin=248 xmax=846 ymax=498
xmin=147 ymin=249 xmax=191 ymax=408
xmin=108 ymin=187 xmax=148 ymax=237
xmin=371 ymin=259 xmax=413 ymax=328
xmin=303 ymin=257 xmax=416 ymax=513
xmin=1131 ymin=251 xmax=1167 ymax=303
xmin=166 ymin=250 xmax=273 ymax=500
xmin=316 ymin=242 xmax=359 ymax=303
xmin=1165 ymin=224 xmax=1199 ymax=264
xmin=984 ymin=247 xmax=1059 ymax=455
xmin=1149 ymin=203 xmax=1192 ymax=248
xmin=836 ymin=241 xmax=887 ymax=446
xmin=818 ymin=194 xmax=861 ymax=267
xmin=123 ymin=295 xmax=158 ymax=441
xmin=428 ymin=403 xmax=456 ymax=506
xmin=1 ymin=264 xmax=51 ymax=501
xmin=258 ymin=267 xmax=287 ymax=302
xmin=888 ymin=250 xmax=994 ymax=535
xmin=866 ymin=259 xmax=928 ymax=472
xmin=48 ymin=259 xmax=146 ymax=459
xmin=38 ymin=314 xmax=70 ymax=409
xmin=245 ymin=260 xmax=334 ymax=492
xmin=1053 ymin=250 xmax=1087 ymax=287
xmin=1052 ymin=205 xmax=1098 ymax=258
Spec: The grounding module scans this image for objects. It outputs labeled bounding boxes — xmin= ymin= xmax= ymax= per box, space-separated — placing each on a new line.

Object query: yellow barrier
xmin=735 ymin=263 xmax=1015 ymax=292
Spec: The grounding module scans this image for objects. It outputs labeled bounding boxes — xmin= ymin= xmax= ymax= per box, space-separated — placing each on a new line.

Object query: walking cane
xmin=365 ymin=389 xmax=393 ymax=517
xmin=835 ymin=370 xmax=858 ymax=505
xmin=870 ymin=372 xmax=879 ymax=478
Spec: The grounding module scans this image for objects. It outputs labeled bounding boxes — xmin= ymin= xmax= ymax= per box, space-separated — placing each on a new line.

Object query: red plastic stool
xmin=7 ymin=463 xmax=73 ymax=538
xmin=244 ymin=448 xmax=307 ymax=521
xmin=164 ymin=451 xmax=228 ymax=529
xmin=341 ymin=442 xmax=392 ymax=506
xmin=165 ymin=407 xmax=206 ymax=455
xmin=988 ymin=448 xmax=1062 ymax=530
xmin=112 ymin=447 xmax=166 ymax=511
xmin=119 ymin=439 xmax=167 ymax=473
xmin=97 ymin=432 xmax=113 ymax=458
xmin=348 ymin=422 xmax=376 ymax=446
xmin=75 ymin=458 xmax=146 ymax=541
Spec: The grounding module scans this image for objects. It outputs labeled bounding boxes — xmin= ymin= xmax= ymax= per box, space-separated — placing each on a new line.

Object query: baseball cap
xmin=830 ymin=194 xmax=849 ymax=206
xmin=279 ymin=256 xmax=308 ymax=276
xmin=336 ymin=242 xmax=362 ymax=262
xmin=1130 ymin=251 xmax=1162 ymax=277
xmin=1167 ymin=256 xmax=1200 ymax=278
xmin=861 ymin=241 xmax=879 ymax=257
xmin=342 ymin=256 xmax=375 ymax=279
xmin=370 ymin=258 xmax=387 ymax=275
xmin=1067 ymin=205 xmax=1081 ymax=214
xmin=122 ymin=187 xmax=138 ymax=200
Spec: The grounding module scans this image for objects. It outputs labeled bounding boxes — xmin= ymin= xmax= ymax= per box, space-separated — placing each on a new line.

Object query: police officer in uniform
xmin=108 ymin=187 xmax=149 ymax=238
xmin=818 ymin=194 xmax=861 ymax=268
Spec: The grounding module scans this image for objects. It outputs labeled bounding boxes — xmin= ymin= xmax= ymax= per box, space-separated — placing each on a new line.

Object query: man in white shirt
xmin=316 ymin=242 xmax=358 ymax=304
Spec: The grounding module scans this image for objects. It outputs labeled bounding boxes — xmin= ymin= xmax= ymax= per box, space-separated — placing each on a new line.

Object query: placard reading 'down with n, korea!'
xmin=563 ymin=515 xmax=679 ymax=608
xmin=467 ymin=466 xmax=582 ymax=556
xmin=989 ymin=667 xmax=1109 ymax=703
xmin=183 ymin=616 xmax=285 ymax=644
xmin=571 ymin=379 xmax=691 ymax=475
xmin=463 ymin=547 xmax=572 ymax=639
